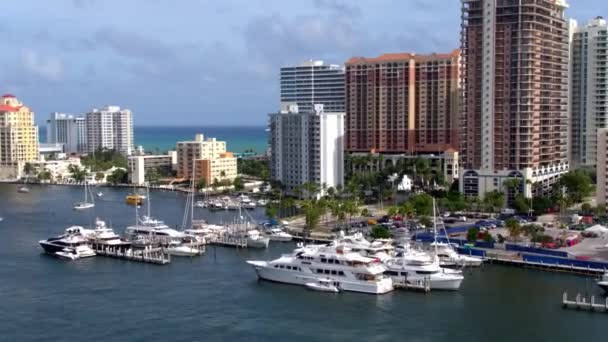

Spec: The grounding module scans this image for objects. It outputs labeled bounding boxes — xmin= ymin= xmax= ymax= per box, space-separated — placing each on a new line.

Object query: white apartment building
xmin=570 ymin=17 xmax=608 ymax=168
xmin=128 ymin=151 xmax=177 ymax=185
xmin=281 ymin=60 xmax=345 ymax=113
xmin=86 ymin=106 xmax=133 ymax=156
xmin=46 ymin=112 xmax=87 ymax=154
xmin=269 ymin=103 xmax=344 ymax=196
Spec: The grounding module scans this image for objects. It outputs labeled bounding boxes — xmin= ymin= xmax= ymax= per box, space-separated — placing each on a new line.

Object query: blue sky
xmin=2 ymin=0 xmax=606 ymax=126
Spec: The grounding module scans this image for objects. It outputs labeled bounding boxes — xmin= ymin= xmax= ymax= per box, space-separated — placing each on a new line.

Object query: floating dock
xmin=394 ymin=277 xmax=431 ymax=293
xmin=562 ymin=292 xmax=608 ymax=313
xmin=92 ymin=244 xmax=171 ymax=265
xmin=484 ymin=252 xmax=606 ymax=276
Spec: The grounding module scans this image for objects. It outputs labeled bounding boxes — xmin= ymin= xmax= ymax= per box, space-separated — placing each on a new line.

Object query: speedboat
xmin=267 ymin=228 xmax=293 ymax=242
xmin=126 ymin=194 xmax=145 ymax=205
xmin=39 ymin=226 xmax=96 ymax=258
xmin=305 ymin=279 xmax=340 ymax=293
xmin=17 ymin=186 xmax=30 ymax=193
xmin=247 ymin=244 xmax=393 ymax=294
xmin=598 ymin=272 xmax=608 ymax=293
xmin=246 ymin=230 xmax=270 ymax=248
xmin=165 ymin=244 xmax=202 ymax=257
xmin=97 ymin=192 xmax=103 ymax=197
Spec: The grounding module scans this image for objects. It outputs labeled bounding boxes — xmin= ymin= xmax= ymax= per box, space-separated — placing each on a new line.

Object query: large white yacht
xmin=384 ymin=244 xmax=464 ymax=291
xmin=332 ymin=232 xmax=394 ymax=262
xmin=247 ymin=244 xmax=394 ymax=294
xmin=125 ymin=216 xmax=186 ymax=244
xmin=39 ymin=226 xmax=96 ymax=259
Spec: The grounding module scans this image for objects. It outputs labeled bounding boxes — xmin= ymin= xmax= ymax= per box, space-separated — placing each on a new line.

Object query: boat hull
xmin=305 ymin=283 xmax=339 ymax=293
xmin=247 ymin=237 xmax=270 ymax=248
xmin=268 ymin=235 xmax=293 ymax=242
xmin=247 ymin=261 xmax=393 ymax=294
xmin=166 ymin=246 xmax=203 ymax=257
xmin=598 ymin=281 xmax=608 ymax=293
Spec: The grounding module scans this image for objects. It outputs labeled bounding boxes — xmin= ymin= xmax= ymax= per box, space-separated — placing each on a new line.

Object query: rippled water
xmin=0 ymin=184 xmax=605 ymax=342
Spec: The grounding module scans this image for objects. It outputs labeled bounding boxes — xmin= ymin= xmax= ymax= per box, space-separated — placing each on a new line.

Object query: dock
xmin=562 ymin=292 xmax=608 ymax=313
xmin=484 ymin=251 xmax=606 ymax=276
xmin=208 ymin=236 xmax=248 ymax=248
xmin=92 ymin=244 xmax=171 ymax=265
xmin=393 ymin=277 xmax=431 ymax=293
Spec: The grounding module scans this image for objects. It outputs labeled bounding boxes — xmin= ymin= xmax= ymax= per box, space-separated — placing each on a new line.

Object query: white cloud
xmin=22 ymin=49 xmax=64 ymax=81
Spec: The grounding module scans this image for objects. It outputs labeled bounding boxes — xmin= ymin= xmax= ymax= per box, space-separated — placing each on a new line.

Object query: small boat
xmin=97 ymin=192 xmax=103 ymax=197
xmin=242 ymin=202 xmax=256 ymax=210
xmin=73 ymin=202 xmax=95 ymax=210
xmin=0 ymin=217 xmax=3 ymax=223
xmin=257 ymin=199 xmax=268 ymax=207
xmin=305 ymin=279 xmax=340 ymax=293
xmin=17 ymin=186 xmax=30 ymax=193
xmin=126 ymin=194 xmax=145 ymax=205
xmin=246 ymin=230 xmax=270 ymax=248
xmin=598 ymin=271 xmax=608 ymax=293
xmin=194 ymin=201 xmax=206 ymax=208
xmin=166 ymin=245 xmax=202 ymax=257
xmin=55 ymin=248 xmax=79 ymax=260
xmin=267 ymin=228 xmax=293 ymax=242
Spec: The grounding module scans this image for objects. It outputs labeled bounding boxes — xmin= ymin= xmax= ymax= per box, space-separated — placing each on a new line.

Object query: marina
xmin=1 ymin=184 xmax=607 ymax=341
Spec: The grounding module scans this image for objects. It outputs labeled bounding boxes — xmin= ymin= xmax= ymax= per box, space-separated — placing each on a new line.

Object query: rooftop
xmin=346 ymin=49 xmax=460 ymax=65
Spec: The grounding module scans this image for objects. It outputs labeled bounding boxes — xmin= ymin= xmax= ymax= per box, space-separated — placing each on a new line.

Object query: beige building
xmin=128 ymin=151 xmax=177 ymax=185
xmin=176 ymin=134 xmax=237 ymax=185
xmin=597 ymin=128 xmax=608 ymax=206
xmin=0 ymin=94 xmax=39 ymax=179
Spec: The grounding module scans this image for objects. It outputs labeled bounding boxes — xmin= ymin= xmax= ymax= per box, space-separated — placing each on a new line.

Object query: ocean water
xmin=0 ymin=184 xmax=605 ymax=342
xmin=39 ymin=126 xmax=268 ymax=154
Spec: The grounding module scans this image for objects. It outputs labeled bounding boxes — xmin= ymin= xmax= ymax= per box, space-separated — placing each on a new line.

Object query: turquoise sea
xmin=39 ymin=126 xmax=268 ymax=154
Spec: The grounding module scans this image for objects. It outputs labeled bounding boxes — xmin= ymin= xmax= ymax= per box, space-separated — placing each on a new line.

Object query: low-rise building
xmin=128 ymin=151 xmax=177 ymax=185
xmin=176 ymin=134 xmax=237 ymax=185
xmin=29 ymin=158 xmax=82 ymax=183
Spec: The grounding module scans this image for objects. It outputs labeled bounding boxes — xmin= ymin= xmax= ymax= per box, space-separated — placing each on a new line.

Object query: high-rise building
xmin=345 ymin=51 xmax=460 ymax=154
xmin=280 ymin=60 xmax=345 ymax=113
xmin=570 ymin=17 xmax=608 ymax=168
xmin=85 ymin=106 xmax=133 ymax=156
xmin=459 ymin=0 xmax=570 ymax=198
xmin=176 ymin=134 xmax=237 ymax=185
xmin=0 ymin=94 xmax=39 ymax=178
xmin=269 ymin=103 xmax=344 ymax=195
xmin=46 ymin=112 xmax=87 ymax=154
xmin=596 ymin=128 xmax=608 ymax=206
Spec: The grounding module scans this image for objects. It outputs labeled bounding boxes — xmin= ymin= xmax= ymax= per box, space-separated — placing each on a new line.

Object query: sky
xmin=2 ymin=0 xmax=607 ymax=127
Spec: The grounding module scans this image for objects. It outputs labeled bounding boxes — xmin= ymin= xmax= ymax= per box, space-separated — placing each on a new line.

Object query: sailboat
xmin=167 ymin=162 xmax=204 ymax=257
xmin=73 ymin=181 xmax=95 ymax=210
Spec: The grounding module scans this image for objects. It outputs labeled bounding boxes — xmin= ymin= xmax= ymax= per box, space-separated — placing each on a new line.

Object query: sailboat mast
xmin=432 ymin=198 xmax=438 ymax=255
xmin=191 ymin=160 xmax=195 ymax=227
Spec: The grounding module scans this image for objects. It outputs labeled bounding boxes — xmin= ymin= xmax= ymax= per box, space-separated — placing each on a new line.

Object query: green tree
xmin=558 ymin=170 xmax=593 ymax=205
xmin=505 ymin=218 xmax=522 ymax=241
xmin=107 ymin=168 xmax=128 ymax=185
xmin=419 ymin=216 xmax=433 ymax=228
xmin=196 ymin=178 xmax=207 ymax=190
xmin=95 ymin=172 xmax=105 ymax=182
xmin=265 ymin=203 xmax=279 ymax=220
xmin=360 ymin=208 xmax=371 ymax=217
xmin=581 ymin=203 xmax=593 ymax=215
xmin=512 ymin=194 xmax=530 ymax=214
xmin=233 ymin=177 xmax=244 ymax=191
xmin=37 ymin=169 xmax=52 ymax=182
xmin=467 ymin=228 xmax=479 ymax=243
xmin=408 ymin=193 xmax=433 ymax=216
xmin=23 ymin=162 xmax=34 ymax=175
xmin=81 ymin=148 xmax=127 ymax=171
xmin=145 ymin=167 xmax=161 ymax=184
xmin=370 ymin=225 xmax=391 ymax=239
xmin=483 ymin=191 xmax=505 ymax=213
xmin=68 ymin=164 xmax=88 ymax=182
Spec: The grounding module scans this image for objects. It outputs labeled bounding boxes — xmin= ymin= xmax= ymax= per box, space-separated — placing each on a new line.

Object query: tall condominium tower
xmin=280 ymin=60 xmax=345 ymax=113
xmin=269 ymin=103 xmax=345 ymax=195
xmin=46 ymin=112 xmax=87 ymax=154
xmin=0 ymin=94 xmax=39 ymax=178
xmin=85 ymin=106 xmax=134 ymax=156
xmin=570 ymin=17 xmax=608 ymax=168
xmin=460 ymin=0 xmax=570 ymax=198
xmin=345 ymin=51 xmax=460 ymax=154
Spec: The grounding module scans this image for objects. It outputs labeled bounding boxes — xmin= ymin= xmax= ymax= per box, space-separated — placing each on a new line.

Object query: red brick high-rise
xmin=345 ymin=50 xmax=460 ymax=155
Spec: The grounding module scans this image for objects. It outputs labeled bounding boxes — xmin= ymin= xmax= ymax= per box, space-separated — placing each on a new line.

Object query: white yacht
xmin=430 ymin=242 xmax=483 ymax=267
xmin=125 ymin=216 xmax=186 ymax=244
xmin=73 ymin=182 xmax=95 ymax=210
xmin=194 ymin=201 xmax=207 ymax=208
xmin=385 ymin=245 xmax=464 ymax=291
xmin=598 ymin=272 xmax=608 ymax=293
xmin=332 ymin=232 xmax=394 ymax=262
xmin=39 ymin=226 xmax=96 ymax=259
xmin=246 ymin=230 xmax=270 ymax=248
xmin=247 ymin=244 xmax=394 ymax=294
xmin=82 ymin=219 xmax=124 ymax=245
xmin=17 ymin=185 xmax=30 ymax=193
xmin=166 ymin=243 xmax=202 ymax=256
xmin=242 ymin=202 xmax=256 ymax=210
xmin=267 ymin=228 xmax=293 ymax=242
xmin=257 ymin=199 xmax=268 ymax=207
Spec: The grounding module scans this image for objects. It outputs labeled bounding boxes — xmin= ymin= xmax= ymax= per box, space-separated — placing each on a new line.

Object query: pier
xmin=92 ymin=244 xmax=171 ymax=265
xmin=483 ymin=251 xmax=606 ymax=276
xmin=562 ymin=292 xmax=608 ymax=313
xmin=394 ymin=277 xmax=431 ymax=293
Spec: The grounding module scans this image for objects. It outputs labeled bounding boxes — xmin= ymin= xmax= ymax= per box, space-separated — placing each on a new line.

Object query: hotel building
xmin=269 ymin=103 xmax=345 ymax=195
xmin=0 ymin=94 xmax=39 ymax=179
xmin=85 ymin=106 xmax=134 ymax=156
xmin=176 ymin=134 xmax=237 ymax=185
xmin=570 ymin=17 xmax=608 ymax=168
xmin=459 ymin=0 xmax=570 ymax=198
xmin=46 ymin=112 xmax=87 ymax=154
xmin=281 ymin=60 xmax=345 ymax=113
